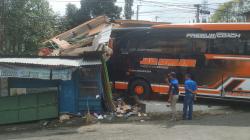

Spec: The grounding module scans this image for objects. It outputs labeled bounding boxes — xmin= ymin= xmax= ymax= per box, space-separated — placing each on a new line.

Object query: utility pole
xmin=194 ymin=3 xmax=210 ymax=23
xmin=155 ymin=16 xmax=159 ymax=22
xmin=136 ymin=4 xmax=140 ymax=20
xmin=136 ymin=0 xmax=142 ymax=20
xmin=201 ymin=0 xmax=209 ymax=23
xmin=194 ymin=4 xmax=201 ymax=23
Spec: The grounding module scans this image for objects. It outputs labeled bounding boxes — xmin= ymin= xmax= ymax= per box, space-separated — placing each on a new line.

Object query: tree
xmin=62 ymin=0 xmax=122 ymax=29
xmin=210 ymin=0 xmax=248 ymax=22
xmin=124 ymin=0 xmax=134 ymax=19
xmin=78 ymin=0 xmax=121 ymax=22
xmin=75 ymin=0 xmax=92 ymax=25
xmin=0 ymin=0 xmax=4 ymax=50
xmin=2 ymin=0 xmax=57 ymax=55
xmin=65 ymin=3 xmax=79 ymax=29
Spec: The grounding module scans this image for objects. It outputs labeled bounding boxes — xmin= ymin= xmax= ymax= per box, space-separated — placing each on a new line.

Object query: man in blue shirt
xmin=183 ymin=74 xmax=197 ymax=120
xmin=167 ymin=72 xmax=179 ymax=121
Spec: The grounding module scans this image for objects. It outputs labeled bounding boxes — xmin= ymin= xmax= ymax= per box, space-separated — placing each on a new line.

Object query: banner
xmin=0 ymin=65 xmax=74 ymax=80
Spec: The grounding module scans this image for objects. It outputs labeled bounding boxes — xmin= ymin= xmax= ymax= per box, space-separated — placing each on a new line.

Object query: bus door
xmin=192 ymin=39 xmax=223 ymax=97
xmin=107 ymin=37 xmax=130 ymax=83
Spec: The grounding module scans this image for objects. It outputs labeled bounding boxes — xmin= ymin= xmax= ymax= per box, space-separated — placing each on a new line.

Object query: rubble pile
xmin=39 ymin=16 xmax=112 ymax=57
xmin=114 ymin=98 xmax=147 ymax=118
xmin=57 ymin=97 xmax=147 ymax=125
xmin=39 ymin=16 xmax=169 ymax=57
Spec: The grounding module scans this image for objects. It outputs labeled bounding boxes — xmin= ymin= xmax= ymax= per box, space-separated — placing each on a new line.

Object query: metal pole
xmin=194 ymin=4 xmax=201 ymax=23
xmin=155 ymin=16 xmax=159 ymax=22
xmin=136 ymin=5 xmax=140 ymax=20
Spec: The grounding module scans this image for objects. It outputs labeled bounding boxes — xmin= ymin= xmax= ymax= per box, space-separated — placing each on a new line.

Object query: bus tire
xmin=129 ymin=79 xmax=151 ymax=99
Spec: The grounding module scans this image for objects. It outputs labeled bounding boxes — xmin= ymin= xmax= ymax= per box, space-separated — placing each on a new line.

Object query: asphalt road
xmin=1 ymin=100 xmax=250 ymax=140
xmin=2 ymin=111 xmax=250 ymax=140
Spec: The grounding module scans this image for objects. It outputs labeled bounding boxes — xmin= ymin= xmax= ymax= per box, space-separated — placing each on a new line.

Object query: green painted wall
xmin=0 ymin=92 xmax=58 ymax=125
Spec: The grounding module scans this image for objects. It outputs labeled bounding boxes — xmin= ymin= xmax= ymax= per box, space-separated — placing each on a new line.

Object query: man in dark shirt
xmin=183 ymin=74 xmax=197 ymax=120
xmin=167 ymin=72 xmax=179 ymax=121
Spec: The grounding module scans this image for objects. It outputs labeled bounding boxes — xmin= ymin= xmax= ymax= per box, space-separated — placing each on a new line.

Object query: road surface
xmin=1 ymin=100 xmax=250 ymax=140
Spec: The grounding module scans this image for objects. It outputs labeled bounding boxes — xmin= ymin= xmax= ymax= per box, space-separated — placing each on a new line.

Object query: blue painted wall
xmin=59 ymin=80 xmax=78 ymax=114
xmin=8 ymin=66 xmax=104 ymax=115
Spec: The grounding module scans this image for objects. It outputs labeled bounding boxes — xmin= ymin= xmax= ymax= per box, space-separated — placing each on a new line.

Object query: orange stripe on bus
xmin=151 ymin=85 xmax=169 ymax=93
xmin=140 ymin=58 xmax=158 ymax=65
xmin=141 ymin=58 xmax=197 ymax=67
xmin=115 ymin=82 xmax=128 ymax=90
xmin=152 ymin=23 xmax=250 ymax=31
xmin=158 ymin=59 xmax=179 ymax=66
xmin=151 ymin=85 xmax=220 ymax=95
xmin=178 ymin=59 xmax=196 ymax=67
xmin=114 ymin=82 xmax=221 ymax=95
xmin=197 ymin=89 xmax=220 ymax=94
xmin=205 ymin=54 xmax=250 ymax=61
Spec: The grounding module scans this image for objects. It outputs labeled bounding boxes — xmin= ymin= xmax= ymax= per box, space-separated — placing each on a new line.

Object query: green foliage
xmin=64 ymin=3 xmax=79 ymax=29
xmin=2 ymin=0 xmax=57 ymax=55
xmin=210 ymin=0 xmax=246 ymax=22
xmin=81 ymin=0 xmax=122 ymax=20
xmin=124 ymin=0 xmax=134 ymax=19
xmin=64 ymin=0 xmax=122 ymax=28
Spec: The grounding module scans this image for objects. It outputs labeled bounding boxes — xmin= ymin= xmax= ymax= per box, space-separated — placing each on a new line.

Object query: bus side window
xmin=127 ymin=39 xmax=140 ymax=53
xmin=208 ymin=39 xmax=246 ymax=55
xmin=136 ymin=37 xmax=193 ymax=57
xmin=119 ymin=38 xmax=138 ymax=54
xmin=117 ymin=40 xmax=128 ymax=54
xmin=245 ymin=40 xmax=250 ymax=55
xmin=192 ymin=39 xmax=207 ymax=67
xmin=193 ymin=39 xmax=207 ymax=54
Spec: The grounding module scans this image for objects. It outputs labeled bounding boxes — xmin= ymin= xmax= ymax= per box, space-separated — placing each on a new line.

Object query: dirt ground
xmin=1 ymin=99 xmax=250 ymax=140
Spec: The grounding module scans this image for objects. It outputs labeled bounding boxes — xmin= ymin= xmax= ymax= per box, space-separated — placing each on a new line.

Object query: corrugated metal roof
xmin=0 ymin=58 xmax=101 ymax=67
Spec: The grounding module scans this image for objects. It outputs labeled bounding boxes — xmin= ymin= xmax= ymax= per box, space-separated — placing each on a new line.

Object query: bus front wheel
xmin=129 ymin=79 xmax=151 ymax=98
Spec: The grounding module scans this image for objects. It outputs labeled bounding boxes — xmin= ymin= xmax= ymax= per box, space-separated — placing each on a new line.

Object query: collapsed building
xmin=0 ymin=16 xmax=168 ymax=125
xmin=39 ymin=16 xmax=169 ymax=57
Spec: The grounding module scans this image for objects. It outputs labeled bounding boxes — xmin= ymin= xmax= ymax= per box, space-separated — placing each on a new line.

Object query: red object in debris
xmin=38 ymin=48 xmax=53 ymax=56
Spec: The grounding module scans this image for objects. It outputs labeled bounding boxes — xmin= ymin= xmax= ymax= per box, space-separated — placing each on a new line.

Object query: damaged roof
xmin=40 ymin=16 xmax=170 ymax=57
xmin=54 ymin=16 xmax=110 ymax=41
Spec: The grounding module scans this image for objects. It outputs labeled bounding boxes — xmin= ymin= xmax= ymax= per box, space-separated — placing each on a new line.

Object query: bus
xmin=107 ymin=23 xmax=250 ymax=100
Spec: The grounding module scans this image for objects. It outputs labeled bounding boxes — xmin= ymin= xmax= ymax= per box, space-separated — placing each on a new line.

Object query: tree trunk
xmin=0 ymin=0 xmax=4 ymax=54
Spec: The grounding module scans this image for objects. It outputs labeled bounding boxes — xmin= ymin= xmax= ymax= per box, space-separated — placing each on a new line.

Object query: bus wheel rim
xmin=134 ymin=86 xmax=144 ymax=95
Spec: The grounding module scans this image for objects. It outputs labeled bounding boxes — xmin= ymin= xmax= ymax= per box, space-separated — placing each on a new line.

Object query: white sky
xmin=49 ymin=0 xmax=231 ymax=23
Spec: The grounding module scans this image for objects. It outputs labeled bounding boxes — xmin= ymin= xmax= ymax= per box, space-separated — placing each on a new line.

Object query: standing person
xmin=183 ymin=73 xmax=197 ymax=120
xmin=167 ymin=72 xmax=179 ymax=121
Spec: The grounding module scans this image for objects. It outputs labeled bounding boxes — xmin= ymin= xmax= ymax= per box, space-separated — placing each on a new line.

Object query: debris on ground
xmin=42 ymin=121 xmax=49 ymax=127
xmin=59 ymin=114 xmax=71 ymax=123
xmin=113 ymin=97 xmax=147 ymax=119
xmin=140 ymin=120 xmax=145 ymax=123
xmin=84 ymin=112 xmax=97 ymax=125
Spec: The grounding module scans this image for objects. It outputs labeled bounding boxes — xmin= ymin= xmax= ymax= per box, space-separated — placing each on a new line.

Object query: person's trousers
xmin=171 ymin=95 xmax=179 ymax=119
xmin=183 ymin=94 xmax=194 ymax=120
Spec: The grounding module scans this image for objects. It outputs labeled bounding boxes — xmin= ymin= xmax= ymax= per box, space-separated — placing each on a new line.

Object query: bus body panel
xmin=108 ymin=27 xmax=250 ymax=99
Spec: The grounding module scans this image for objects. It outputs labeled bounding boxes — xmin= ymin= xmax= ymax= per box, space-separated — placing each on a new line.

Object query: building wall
xmin=0 ymin=78 xmax=8 ymax=97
